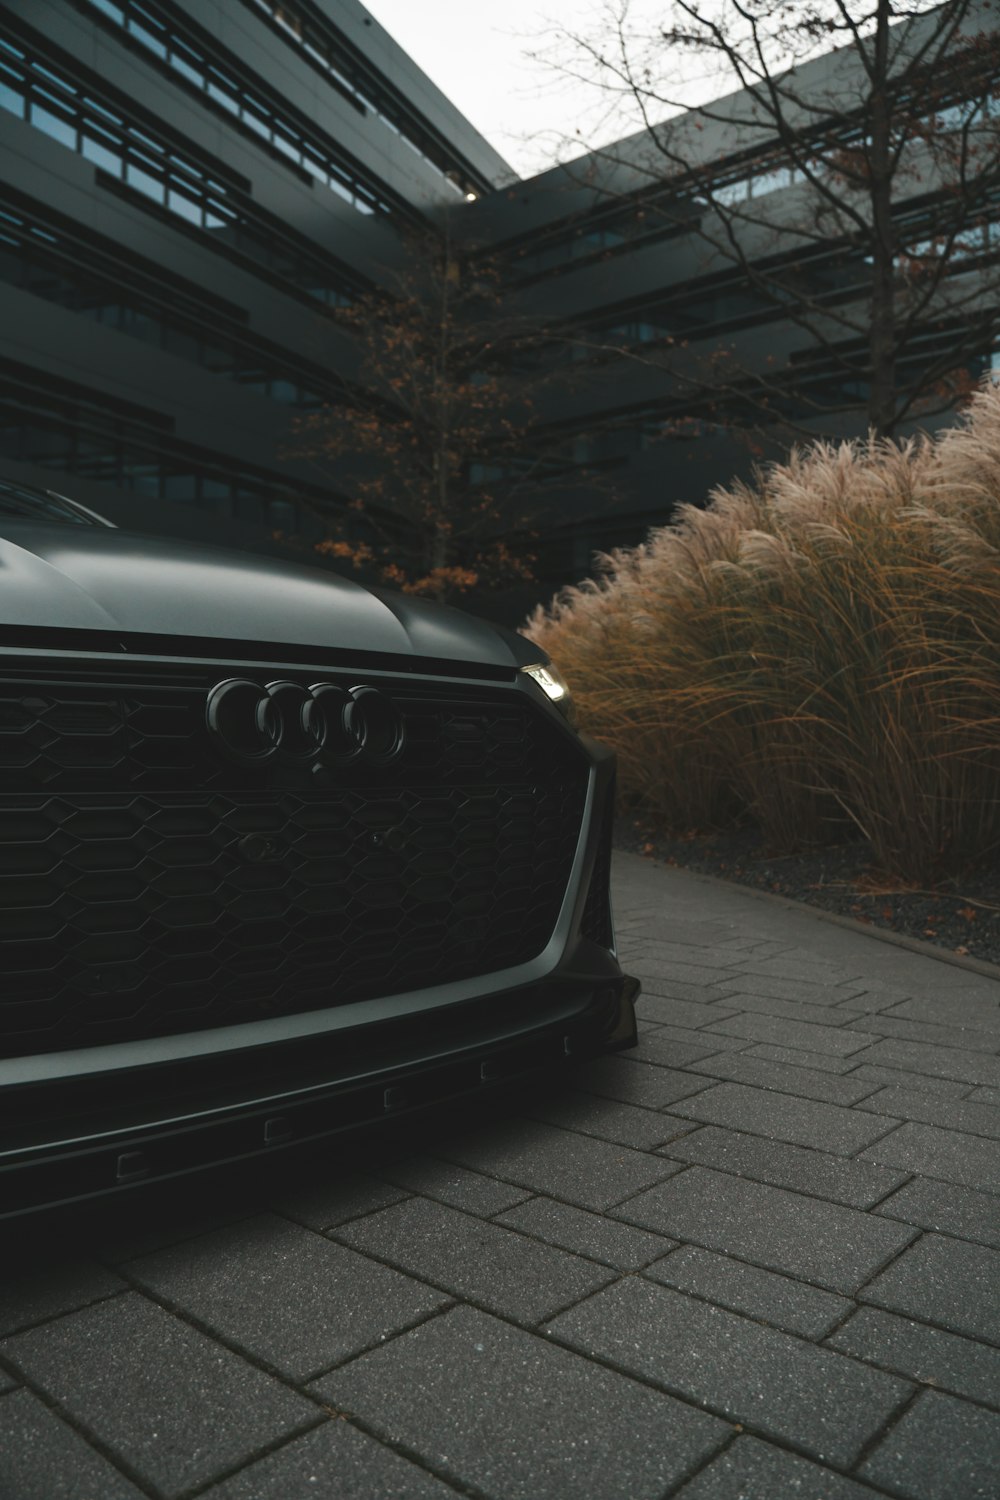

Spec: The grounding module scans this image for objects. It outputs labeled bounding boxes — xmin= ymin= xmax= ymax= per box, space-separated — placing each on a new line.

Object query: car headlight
xmin=521 ymin=662 xmax=576 ymax=725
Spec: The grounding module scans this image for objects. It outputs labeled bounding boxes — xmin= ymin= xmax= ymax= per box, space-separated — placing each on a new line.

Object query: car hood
xmin=0 ymin=524 xmax=539 ymax=671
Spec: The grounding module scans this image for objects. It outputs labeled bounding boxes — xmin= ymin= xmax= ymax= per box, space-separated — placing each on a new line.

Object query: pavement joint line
xmin=632 ymin=1256 xmax=840 ymax=1345
xmin=0 ymin=1358 xmax=171 ymax=1500
xmin=604 ymin=1160 xmax=698 ymax=1215
xmin=299 ymin=1299 xmax=459 ymax=1387
xmin=659 ymin=1426 xmax=743 ymax=1499
xmin=270 ymin=1189 xmax=418 ymax=1236
xmin=643 ymin=1156 xmax=924 ymax=1260
xmin=173 ymin=1415 xmax=334 ymax=1500
xmin=857 ymin=1171 xmax=921 ymax=1215
xmin=852 ymin=1096 xmax=1000 ymax=1145
xmin=537 ymin=1308 xmax=909 ymax=1483
xmin=817 ymin=1324 xmax=1000 ymax=1418
xmin=117 ymin=1256 xmax=457 ymax=1393
xmin=848 ymin=1290 xmax=1000 ymax=1360
xmin=848 ymin=1226 xmax=930 ymax=1305
xmin=304 ymin=1404 xmax=496 ymax=1500
xmin=322 ymin=1210 xmax=617 ymax=1332
xmin=329 ymin=1195 xmax=645 ymax=1290
xmin=0 ymin=1280 xmax=128 ymax=1342
xmin=845 ymin=1380 xmax=926 ymax=1480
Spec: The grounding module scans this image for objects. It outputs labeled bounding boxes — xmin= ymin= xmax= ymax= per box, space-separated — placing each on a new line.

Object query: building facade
xmin=0 ymin=0 xmax=508 ymax=554
xmin=1 ymin=0 xmax=997 ymax=613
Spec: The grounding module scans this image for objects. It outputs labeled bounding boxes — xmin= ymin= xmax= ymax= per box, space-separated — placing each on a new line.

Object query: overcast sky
xmin=361 ymin=0 xmax=673 ymax=180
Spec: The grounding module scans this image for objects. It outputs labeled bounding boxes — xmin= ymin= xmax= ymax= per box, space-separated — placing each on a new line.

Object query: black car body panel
xmin=0 ymin=480 xmax=637 ymax=1219
xmin=0 ymin=521 xmax=540 ymax=670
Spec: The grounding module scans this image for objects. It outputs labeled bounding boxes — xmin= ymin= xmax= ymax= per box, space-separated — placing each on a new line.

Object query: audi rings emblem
xmin=205 ymin=679 xmax=405 ymax=767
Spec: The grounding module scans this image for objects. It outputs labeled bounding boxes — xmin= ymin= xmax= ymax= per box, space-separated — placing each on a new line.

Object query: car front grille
xmin=0 ymin=657 xmax=589 ymax=1056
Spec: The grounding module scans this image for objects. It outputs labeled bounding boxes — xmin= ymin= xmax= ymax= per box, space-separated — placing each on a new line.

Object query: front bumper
xmin=0 ymin=968 xmax=639 ymax=1220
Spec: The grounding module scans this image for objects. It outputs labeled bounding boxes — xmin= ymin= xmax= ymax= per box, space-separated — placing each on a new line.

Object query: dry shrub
xmin=526 ymin=382 xmax=1000 ymax=883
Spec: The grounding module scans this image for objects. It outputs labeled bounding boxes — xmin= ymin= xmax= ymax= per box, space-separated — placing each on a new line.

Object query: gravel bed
xmin=615 ymin=820 xmax=1000 ymax=970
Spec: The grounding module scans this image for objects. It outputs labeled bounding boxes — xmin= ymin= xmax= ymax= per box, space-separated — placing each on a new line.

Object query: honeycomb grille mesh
xmin=0 ymin=663 xmax=588 ymax=1055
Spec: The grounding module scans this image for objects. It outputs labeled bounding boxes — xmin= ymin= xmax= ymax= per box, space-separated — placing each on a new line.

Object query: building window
xmin=0 ymin=195 xmax=340 ymax=408
xmin=77 ymin=0 xmax=400 ymax=218
xmin=242 ymin=0 xmax=485 ymax=201
xmin=0 ymin=365 xmax=334 ymax=531
xmin=0 ymin=32 xmax=358 ymax=308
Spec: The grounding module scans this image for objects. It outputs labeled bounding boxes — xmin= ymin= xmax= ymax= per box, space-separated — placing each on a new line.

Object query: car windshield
xmin=0 ymin=479 xmax=108 ymax=526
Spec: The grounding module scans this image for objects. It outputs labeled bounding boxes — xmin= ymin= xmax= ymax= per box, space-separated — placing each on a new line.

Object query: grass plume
xmin=526 ymin=383 xmax=1000 ymax=883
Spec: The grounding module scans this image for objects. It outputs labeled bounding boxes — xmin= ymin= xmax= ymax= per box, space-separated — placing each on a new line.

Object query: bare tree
xmin=293 ymin=218 xmax=619 ymax=600
xmin=535 ymin=0 xmax=1000 ymax=439
xmin=292 ymin=221 xmax=537 ymax=599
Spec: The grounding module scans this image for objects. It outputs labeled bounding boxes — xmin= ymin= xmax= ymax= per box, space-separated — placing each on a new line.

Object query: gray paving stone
xmin=675 ymin=1433 xmax=887 ymax=1499
xmin=705 ymin=992 xmax=864 ymax=1027
xmin=637 ymin=976 xmax=728 ymax=1003
xmin=271 ymin=1173 xmax=410 ymax=1231
xmin=625 ymin=1032 xmax=727 ymax=1069
xmin=334 ymin=1196 xmax=613 ymax=1323
xmin=570 ymin=1054 xmax=714 ymax=1109
xmin=128 ymin=1213 xmax=449 ymax=1381
xmin=875 ymin=1177 xmax=1000 ymax=1249
xmin=0 ymin=1388 xmax=147 ymax=1500
xmin=713 ymin=974 xmax=868 ymax=1004
xmin=968 ymin=1084 xmax=1000 ymax=1106
xmin=0 ymin=1258 xmax=123 ymax=1337
xmin=375 ymin=1157 xmax=531 ymax=1215
xmin=645 ymin=1244 xmax=851 ymax=1339
xmin=435 ymin=1118 xmax=682 ymax=1211
xmin=624 ymin=939 xmax=741 ymax=971
xmin=627 ymin=916 xmax=736 ymax=945
xmin=663 ymin=1126 xmax=908 ymax=1207
xmin=839 ymin=984 xmax=917 ymax=1008
xmin=827 ymin=1306 xmax=1000 ymax=1409
xmin=743 ymin=1042 xmax=854 ymax=1073
xmin=841 ymin=988 xmax=919 ymax=1013
xmin=671 ymin=1081 xmax=897 ymax=1153
xmin=855 ymin=1014 xmax=1000 ymax=1054
xmin=884 ymin=994 xmax=1000 ymax=1037
xmin=634 ymin=995 xmax=741 ymax=1029
xmin=859 ymin=1390 xmax=1000 ymax=1499
xmin=637 ymin=1024 xmax=750 ymax=1054
xmin=200 ymin=1419 xmax=460 ymax=1499
xmin=547 ymin=1279 xmax=910 ymax=1467
xmin=524 ymin=1091 xmax=681 ymax=1150
xmin=685 ymin=1052 xmax=882 ymax=1106
xmin=0 ymin=1292 xmax=316 ymax=1499
xmin=861 ymin=1233 xmax=1000 ymax=1346
xmin=628 ymin=956 xmax=741 ymax=986
xmin=712 ymin=938 xmax=795 ymax=956
xmin=614 ymin=1166 xmax=915 ymax=1292
xmin=494 ymin=1196 xmax=674 ymax=1270
xmin=315 ymin=1305 xmax=729 ymax=1500
xmin=702 ymin=1012 xmax=878 ymax=1057
xmin=724 ymin=956 xmax=863 ymax=985
xmin=856 ymin=1086 xmax=1000 ymax=1140
xmin=860 ymin=1120 xmax=1000 ymax=1193
xmin=846 ymin=1065 xmax=972 ymax=1097
xmin=848 ymin=1039 xmax=1000 ymax=1088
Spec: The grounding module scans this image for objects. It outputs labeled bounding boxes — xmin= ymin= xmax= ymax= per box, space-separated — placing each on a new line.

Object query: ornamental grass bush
xmin=525 ymin=382 xmax=1000 ymax=885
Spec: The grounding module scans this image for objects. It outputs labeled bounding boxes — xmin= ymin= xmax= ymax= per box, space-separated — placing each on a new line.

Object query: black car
xmin=0 ymin=477 xmax=637 ymax=1219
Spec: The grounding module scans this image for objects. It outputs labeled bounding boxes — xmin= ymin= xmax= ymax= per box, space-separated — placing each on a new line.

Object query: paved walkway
xmin=1 ymin=851 xmax=999 ymax=1499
